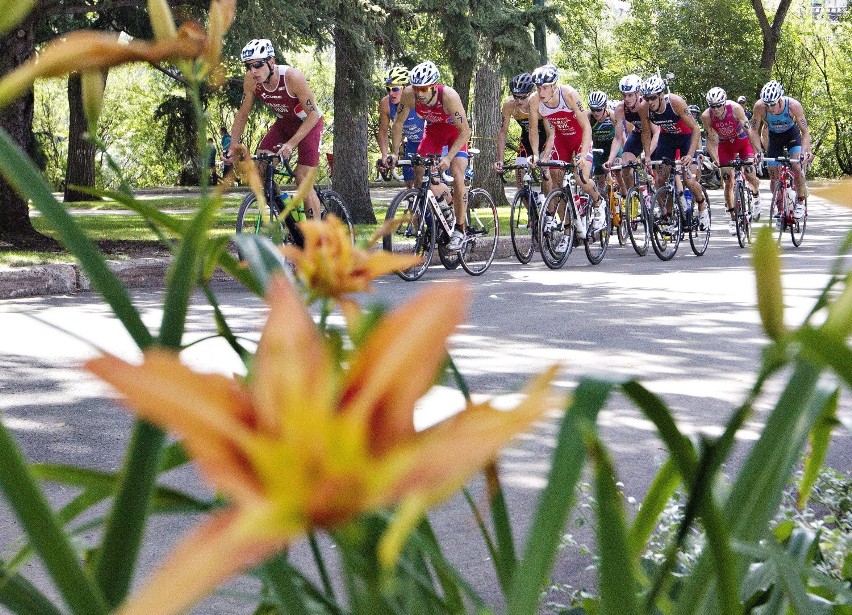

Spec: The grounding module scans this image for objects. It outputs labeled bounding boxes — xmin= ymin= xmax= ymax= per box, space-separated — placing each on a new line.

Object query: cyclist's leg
xmin=294 ymin=120 xmax=324 ymax=220
xmin=449 ymin=153 xmax=469 ymax=228
xmin=403 ymin=140 xmax=419 ymax=189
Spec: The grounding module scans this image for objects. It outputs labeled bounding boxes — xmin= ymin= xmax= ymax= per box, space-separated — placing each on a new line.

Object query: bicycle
xmin=235 ymin=153 xmax=354 ymax=257
xmin=764 ymin=156 xmax=807 ymax=247
xmin=536 ymin=160 xmax=611 ymax=269
xmin=382 ymin=153 xmax=499 ymax=279
xmin=599 ymin=166 xmax=627 ymax=247
xmin=501 ymin=161 xmax=544 ymax=264
xmin=619 ymin=160 xmax=652 ymax=257
xmin=648 ymin=157 xmax=711 ymax=261
xmin=723 ymin=155 xmax=758 ymax=248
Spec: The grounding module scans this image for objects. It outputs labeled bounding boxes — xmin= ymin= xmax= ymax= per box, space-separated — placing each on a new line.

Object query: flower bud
xmin=81 ymin=70 xmax=104 ymax=136
xmin=753 ymin=226 xmax=786 ymax=340
xmin=147 ymin=0 xmax=177 ymax=40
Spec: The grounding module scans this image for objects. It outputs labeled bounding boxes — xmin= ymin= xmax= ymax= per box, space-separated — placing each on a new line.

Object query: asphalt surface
xmin=0 ymin=184 xmax=850 ymax=613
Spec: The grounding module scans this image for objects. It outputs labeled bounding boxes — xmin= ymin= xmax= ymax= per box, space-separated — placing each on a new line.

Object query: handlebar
xmin=394 ymin=153 xmax=441 ymax=168
xmin=536 ymin=160 xmax=576 ymax=170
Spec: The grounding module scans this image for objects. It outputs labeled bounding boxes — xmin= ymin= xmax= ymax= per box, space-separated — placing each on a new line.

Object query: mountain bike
xmin=383 ymin=153 xmax=499 ymax=279
xmin=537 ymin=160 xmax=611 ymax=269
xmin=501 ymin=162 xmax=544 ymax=264
xmin=648 ymin=157 xmax=711 ymax=261
xmin=619 ymin=160 xmax=652 ymax=256
xmin=724 ymin=155 xmax=758 ymax=248
xmin=764 ymin=156 xmax=807 ymax=247
xmin=235 ymin=153 xmax=354 ymax=257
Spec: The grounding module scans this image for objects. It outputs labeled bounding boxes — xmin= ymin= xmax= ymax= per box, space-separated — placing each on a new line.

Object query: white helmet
xmin=705 ymin=86 xmax=727 ymax=107
xmin=588 ymin=90 xmax=607 ymax=110
xmin=532 ymin=64 xmax=559 ymax=86
xmin=410 ymin=61 xmax=440 ymax=86
xmin=619 ymin=74 xmax=642 ymax=93
xmin=241 ymin=39 xmax=275 ymax=63
xmin=642 ymin=75 xmax=666 ymax=96
xmin=760 ymin=80 xmax=784 ymax=104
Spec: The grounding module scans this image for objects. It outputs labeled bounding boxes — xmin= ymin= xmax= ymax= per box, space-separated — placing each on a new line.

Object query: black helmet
xmin=510 ymin=73 xmax=534 ymax=95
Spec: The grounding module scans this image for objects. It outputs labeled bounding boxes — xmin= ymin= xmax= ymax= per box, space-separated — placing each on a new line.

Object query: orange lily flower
xmin=280 ymin=214 xmax=422 ymax=303
xmin=87 ymin=275 xmax=558 ymax=615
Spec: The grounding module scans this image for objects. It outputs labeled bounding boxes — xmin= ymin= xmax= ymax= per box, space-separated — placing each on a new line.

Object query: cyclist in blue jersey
xmin=607 ymin=74 xmax=654 ymax=196
xmin=749 ymin=80 xmax=812 ymax=219
xmin=377 ymin=65 xmax=425 ymax=188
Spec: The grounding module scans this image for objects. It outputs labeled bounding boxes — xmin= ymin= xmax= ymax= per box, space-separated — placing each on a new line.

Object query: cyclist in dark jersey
xmin=587 ymin=90 xmax=615 ymax=193
xmin=377 ymin=65 xmax=424 ymax=188
xmin=227 ymin=39 xmax=324 ymax=219
xmin=494 ymin=72 xmax=553 ymax=194
xmin=607 ymin=74 xmax=652 ymax=195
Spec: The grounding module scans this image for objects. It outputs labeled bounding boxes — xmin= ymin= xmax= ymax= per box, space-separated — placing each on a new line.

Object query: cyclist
xmin=387 ymin=60 xmax=472 ymax=252
xmin=639 ymin=75 xmax=709 ymax=230
xmin=587 ymin=90 xmax=616 ymax=194
xmin=377 ymin=65 xmax=424 ymax=189
xmin=494 ymin=72 xmax=553 ymax=194
xmin=528 ymin=64 xmax=605 ymax=251
xmin=749 ymin=80 xmax=812 ymax=220
xmin=607 ymin=74 xmax=652 ymax=195
xmin=700 ymin=86 xmax=763 ymax=235
xmin=227 ymin=39 xmax=324 ymax=219
xmin=737 ymin=95 xmax=753 ymax=121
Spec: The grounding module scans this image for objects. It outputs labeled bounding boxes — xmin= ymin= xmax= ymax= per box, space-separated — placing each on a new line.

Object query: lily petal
xmin=115 ymin=510 xmax=290 ymax=615
xmin=341 ymin=283 xmax=469 ymax=455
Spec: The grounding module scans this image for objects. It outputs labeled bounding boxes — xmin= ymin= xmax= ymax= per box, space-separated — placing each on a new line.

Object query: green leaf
xmin=629 ymin=458 xmax=679 ymax=560
xmin=233 ymin=234 xmax=294 ymax=292
xmin=797 ymin=327 xmax=852 ymax=391
xmin=0 ymin=566 xmax=64 ymax=615
xmin=753 ymin=225 xmax=786 ymax=341
xmin=798 ymin=389 xmax=841 ymax=509
xmin=260 ymin=555 xmax=313 ymax=615
xmin=486 ymin=465 xmax=518 ymax=597
xmin=506 ymin=378 xmax=612 ymax=615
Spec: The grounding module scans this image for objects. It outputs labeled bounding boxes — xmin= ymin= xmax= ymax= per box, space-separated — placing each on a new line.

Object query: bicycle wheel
xmin=236 ymin=193 xmax=287 ymax=259
xmin=734 ymin=183 xmax=748 ymax=248
xmin=510 ymin=188 xmax=535 ymax=264
xmin=538 ymin=190 xmax=573 ymax=269
xmin=770 ymin=181 xmax=786 ymax=242
xmin=460 ymin=188 xmax=499 ymax=275
xmin=438 ymin=236 xmax=461 ymax=269
xmin=689 ymin=187 xmax=710 ymax=256
xmin=614 ymin=191 xmax=628 ymax=247
xmin=318 ymin=189 xmax=354 ymax=245
xmin=585 ymin=197 xmax=611 ymax=265
xmin=790 ymin=197 xmax=806 ymax=247
xmin=625 ymin=187 xmax=648 ymax=256
xmin=650 ymin=186 xmax=680 ymax=261
xmin=383 ymin=188 xmax=435 ymax=281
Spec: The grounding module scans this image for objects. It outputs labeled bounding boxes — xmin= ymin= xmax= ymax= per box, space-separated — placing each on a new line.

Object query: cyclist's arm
xmin=495 ymin=98 xmax=513 ymax=167
xmin=528 ymin=93 xmax=542 ymax=160
xmin=228 ymin=74 xmax=257 ymax=158
xmin=567 ymin=86 xmax=593 ymax=160
xmin=790 ymin=98 xmax=812 ymax=156
xmin=701 ymin=110 xmax=720 ymax=164
xmin=748 ymin=101 xmax=766 ymax=152
xmin=390 ymin=88 xmax=414 ymax=162
xmin=608 ymin=103 xmax=626 ymax=162
xmin=672 ymin=94 xmax=700 ymax=159
xmin=639 ymin=103 xmax=653 ymax=160
xmin=441 ymin=86 xmax=471 ymax=159
xmin=282 ymin=68 xmax=322 ymax=149
xmin=377 ymin=95 xmax=392 ymax=161
xmin=733 ymin=102 xmax=761 ymax=156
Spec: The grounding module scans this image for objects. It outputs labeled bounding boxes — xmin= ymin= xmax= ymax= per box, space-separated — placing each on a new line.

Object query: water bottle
xmin=437 ymin=193 xmax=455 ymax=227
xmin=278 ymin=193 xmax=291 ymax=215
xmin=682 ymin=188 xmax=693 ymax=216
xmin=574 ymin=193 xmax=589 ymax=217
xmin=785 ymin=186 xmax=796 ymax=210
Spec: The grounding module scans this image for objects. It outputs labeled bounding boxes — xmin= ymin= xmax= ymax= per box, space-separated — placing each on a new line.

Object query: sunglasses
xmin=590 ymin=106 xmax=605 ymax=113
xmin=245 ymin=60 xmax=266 ymax=70
xmin=709 ymin=103 xmax=725 ymax=109
xmin=513 ymin=93 xmax=530 ymax=100
xmin=386 ymin=86 xmax=403 ymax=93
xmin=413 ymin=85 xmax=433 ymax=93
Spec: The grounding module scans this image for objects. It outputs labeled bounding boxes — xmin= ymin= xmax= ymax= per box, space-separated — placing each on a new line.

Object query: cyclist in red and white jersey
xmin=227 ymin=39 xmax=324 ymax=219
xmin=701 ymin=86 xmax=763 ymax=235
xmin=387 ymin=61 xmax=472 ymax=252
xmin=527 ymin=64 xmax=605 ymax=247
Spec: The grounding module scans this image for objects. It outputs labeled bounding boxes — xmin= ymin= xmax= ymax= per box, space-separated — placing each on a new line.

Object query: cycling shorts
xmin=623 ymin=131 xmax=643 ymax=157
xmin=652 ymin=133 xmax=693 ymax=162
xmin=717 ymin=137 xmax=755 ymax=167
xmin=417 ymin=123 xmax=468 ymax=158
xmin=259 ymin=117 xmax=323 ymax=167
xmin=766 ymin=126 xmax=802 ymax=166
xmin=592 ymin=141 xmax=614 ymax=176
xmin=550 ymin=132 xmax=583 ymax=162
xmin=401 ymin=140 xmax=420 ymax=181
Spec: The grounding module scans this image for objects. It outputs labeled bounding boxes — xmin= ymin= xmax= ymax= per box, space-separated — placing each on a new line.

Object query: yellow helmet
xmin=385 ymin=65 xmax=410 ymax=86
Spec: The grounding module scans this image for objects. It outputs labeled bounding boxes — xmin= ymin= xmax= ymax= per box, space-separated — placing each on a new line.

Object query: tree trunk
xmin=331 ymin=23 xmax=376 ymax=224
xmin=750 ymin=0 xmax=793 ymax=73
xmin=471 ymin=59 xmax=506 ymax=206
xmin=0 ymin=23 xmax=55 ymax=247
xmin=64 ymin=72 xmax=101 ymax=202
xmin=452 ymin=64 xmax=474 ymax=114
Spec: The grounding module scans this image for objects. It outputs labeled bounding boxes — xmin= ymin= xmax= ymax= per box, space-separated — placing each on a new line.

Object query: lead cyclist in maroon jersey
xmin=227 ymin=39 xmax=324 ymax=219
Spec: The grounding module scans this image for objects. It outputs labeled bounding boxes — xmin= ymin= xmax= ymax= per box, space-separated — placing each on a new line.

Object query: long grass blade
xmin=798 ymin=389 xmax=840 ymax=508
xmin=629 ymin=458 xmax=679 ymax=560
xmin=0 ymin=567 xmax=64 ymax=615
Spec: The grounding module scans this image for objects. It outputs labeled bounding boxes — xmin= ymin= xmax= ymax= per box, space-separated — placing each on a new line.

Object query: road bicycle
xmin=235 ymin=153 xmax=354 ymax=256
xmin=502 ymin=161 xmax=544 ymax=264
xmin=536 ymin=160 xmax=611 ymax=269
xmin=599 ymin=166 xmax=627 ymax=247
xmin=764 ymin=156 xmax=807 ymax=247
xmin=382 ymin=153 xmax=499 ymax=279
xmin=619 ymin=160 xmax=652 ymax=257
xmin=648 ymin=157 xmax=711 ymax=261
xmin=723 ymin=155 xmax=758 ymax=248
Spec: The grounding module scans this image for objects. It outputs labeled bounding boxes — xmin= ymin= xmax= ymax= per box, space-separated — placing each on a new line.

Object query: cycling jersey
xmin=539 ymin=87 xmax=584 ymax=159
xmin=415 ymin=85 xmax=468 ymax=158
xmin=624 ymin=104 xmax=643 ymax=133
xmin=512 ymin=103 xmax=547 ymax=157
xmin=390 ymin=101 xmax=425 ymax=144
xmin=590 ymin=111 xmax=615 ymax=175
xmin=710 ymin=103 xmax=747 ymax=142
xmin=256 ymin=66 xmax=323 ymax=166
xmin=648 ymin=95 xmax=692 ymax=135
xmin=765 ymin=98 xmax=796 ymax=133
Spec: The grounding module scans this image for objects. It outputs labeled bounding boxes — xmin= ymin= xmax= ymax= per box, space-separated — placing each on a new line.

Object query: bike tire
xmin=318 ymin=189 xmax=354 ymax=245
xmin=625 ymin=187 xmax=649 ymax=256
xmin=689 ymin=186 xmax=710 ymax=256
xmin=614 ymin=191 xmax=628 ymax=247
xmin=650 ymin=186 xmax=681 ymax=261
xmin=383 ymin=188 xmax=435 ymax=281
xmin=538 ymin=190 xmax=573 ymax=269
xmin=734 ymin=183 xmax=748 ymax=248
xmin=585 ymin=197 xmax=611 ymax=265
xmin=235 ymin=193 xmax=290 ymax=260
xmin=460 ymin=188 xmax=499 ymax=275
xmin=790 ymin=198 xmax=806 ymax=247
xmin=438 ymin=238 xmax=461 ymax=269
xmin=510 ymin=188 xmax=536 ymax=264
xmin=770 ymin=181 xmax=786 ymax=242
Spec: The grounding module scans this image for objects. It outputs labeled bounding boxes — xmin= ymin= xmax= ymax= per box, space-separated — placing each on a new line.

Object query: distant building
xmin=813 ymin=0 xmax=848 ymax=19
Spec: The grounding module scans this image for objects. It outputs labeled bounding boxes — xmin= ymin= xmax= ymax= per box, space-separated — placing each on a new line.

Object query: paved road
xmin=1 ymin=188 xmax=850 ymax=613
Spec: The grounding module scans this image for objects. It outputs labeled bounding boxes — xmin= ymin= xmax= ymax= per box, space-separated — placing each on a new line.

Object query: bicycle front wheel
xmin=734 ymin=183 xmax=749 ymax=248
xmin=650 ymin=186 xmax=680 ymax=261
xmin=770 ymin=181 xmax=787 ymax=242
xmin=539 ymin=190 xmax=573 ymax=269
xmin=510 ymin=188 xmax=536 ymax=264
xmin=383 ymin=188 xmax=435 ymax=281
xmin=235 ymin=193 xmax=287 ymax=259
xmin=790 ymin=198 xmax=806 ymax=247
xmin=625 ymin=187 xmax=649 ymax=256
xmin=613 ymin=190 xmax=628 ymax=247
xmin=460 ymin=188 xmax=499 ymax=275
xmin=318 ymin=189 xmax=354 ymax=244
xmin=585 ymin=197 xmax=611 ymax=265
xmin=689 ymin=187 xmax=710 ymax=256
